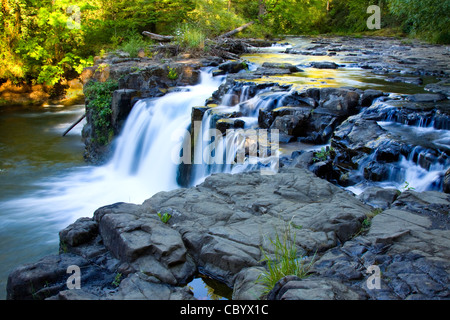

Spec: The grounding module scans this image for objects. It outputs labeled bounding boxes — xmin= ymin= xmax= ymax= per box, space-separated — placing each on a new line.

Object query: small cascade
xmin=347 ymin=110 xmax=450 ymax=194
xmin=189 ymin=84 xmax=286 ymax=186
xmin=364 ymin=100 xmax=450 ymax=130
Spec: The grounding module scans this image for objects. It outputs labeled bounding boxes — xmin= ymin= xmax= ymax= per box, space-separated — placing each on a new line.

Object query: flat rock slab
xmin=141 ymin=167 xmax=370 ymax=286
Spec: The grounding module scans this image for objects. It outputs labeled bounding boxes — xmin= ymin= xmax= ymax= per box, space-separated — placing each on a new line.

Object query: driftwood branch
xmin=141 ymin=21 xmax=256 ymax=59
xmin=218 ymin=21 xmax=255 ymax=38
xmin=142 ymin=31 xmax=174 ymax=42
xmin=62 ymin=113 xmax=86 ymax=137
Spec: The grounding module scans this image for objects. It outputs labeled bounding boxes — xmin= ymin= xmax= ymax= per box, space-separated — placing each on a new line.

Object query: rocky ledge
xmin=6 ymin=167 xmax=450 ymax=300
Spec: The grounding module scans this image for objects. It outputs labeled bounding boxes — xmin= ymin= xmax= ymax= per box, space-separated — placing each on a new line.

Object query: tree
xmin=257 ymin=0 xmax=327 ymax=35
xmin=389 ymin=0 xmax=450 ymax=43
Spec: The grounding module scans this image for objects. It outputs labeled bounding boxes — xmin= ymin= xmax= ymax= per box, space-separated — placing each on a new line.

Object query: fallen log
xmin=218 ymin=21 xmax=255 ymax=38
xmin=142 ymin=31 xmax=174 ymax=42
xmin=62 ymin=113 xmax=86 ymax=137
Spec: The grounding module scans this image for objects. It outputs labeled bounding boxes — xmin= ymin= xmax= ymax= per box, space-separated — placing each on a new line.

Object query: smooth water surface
xmin=0 ymin=104 xmax=87 ymax=298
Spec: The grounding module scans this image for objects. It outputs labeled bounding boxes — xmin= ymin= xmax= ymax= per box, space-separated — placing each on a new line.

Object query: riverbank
xmin=5 ymin=36 xmax=450 ymax=300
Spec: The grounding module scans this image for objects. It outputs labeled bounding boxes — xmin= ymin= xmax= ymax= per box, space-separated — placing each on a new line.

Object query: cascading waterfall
xmin=108 ymin=69 xmax=224 ymax=192
xmin=347 ymin=120 xmax=450 ymax=195
xmin=378 ymin=123 xmax=449 ymax=192
xmin=0 ymin=69 xmax=226 ymax=226
xmin=190 ymin=84 xmax=288 ymax=185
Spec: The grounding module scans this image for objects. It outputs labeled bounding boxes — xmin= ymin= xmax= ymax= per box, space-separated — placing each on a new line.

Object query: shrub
xmin=313 ymin=146 xmax=335 ymax=163
xmin=175 ymin=24 xmax=206 ymax=50
xmin=167 ymin=66 xmax=179 ymax=80
xmin=120 ymin=33 xmax=148 ymax=58
xmin=84 ymin=79 xmax=118 ymax=146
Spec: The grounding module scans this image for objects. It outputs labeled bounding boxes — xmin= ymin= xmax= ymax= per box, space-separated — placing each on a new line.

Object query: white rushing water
xmin=0 ymin=69 xmax=225 ymax=228
xmin=347 ymin=121 xmax=450 ymax=195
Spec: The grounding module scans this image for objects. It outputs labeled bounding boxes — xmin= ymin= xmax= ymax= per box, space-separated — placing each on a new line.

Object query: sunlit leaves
xmin=389 ymin=0 xmax=450 ymax=43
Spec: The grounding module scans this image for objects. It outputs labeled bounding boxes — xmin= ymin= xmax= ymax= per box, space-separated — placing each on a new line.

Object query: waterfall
xmin=347 ymin=120 xmax=450 ymax=195
xmin=106 ymin=68 xmax=226 ymax=193
xmin=190 ymin=84 xmax=285 ymax=186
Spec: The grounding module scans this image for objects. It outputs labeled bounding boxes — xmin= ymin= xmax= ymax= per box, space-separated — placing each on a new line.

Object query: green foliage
xmin=175 ymin=24 xmax=206 ymax=50
xmin=402 ymin=181 xmax=415 ymax=191
xmin=84 ymin=80 xmax=118 ymax=145
xmin=187 ymin=0 xmax=247 ymax=37
xmin=0 ymin=0 xmax=95 ymax=85
xmin=112 ymin=273 xmax=122 ymax=287
xmin=257 ymin=223 xmax=315 ymax=295
xmin=319 ymin=0 xmax=391 ymax=34
xmin=389 ymin=0 xmax=450 ymax=44
xmin=120 ymin=32 xmax=149 ymax=58
xmin=157 ymin=212 xmax=172 ymax=224
xmin=313 ymin=146 xmax=335 ymax=163
xmin=1 ymin=0 xmax=449 ymax=90
xmin=167 ymin=66 xmax=179 ymax=80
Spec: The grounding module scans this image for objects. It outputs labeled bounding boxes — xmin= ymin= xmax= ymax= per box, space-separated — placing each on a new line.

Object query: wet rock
xmin=425 ymin=79 xmax=450 ymax=99
xmin=309 ymin=61 xmax=339 ymax=69
xmin=191 ymin=106 xmax=210 ymax=123
xmin=391 ymin=190 xmax=450 ymax=229
xmin=307 ymin=203 xmax=450 ymax=300
xmin=217 ymin=60 xmax=248 ymax=74
xmin=363 ymin=161 xmax=393 ymax=182
xmin=266 ymin=106 xmax=312 ymax=138
xmin=7 ymin=166 xmax=450 ymax=300
xmin=6 ymin=254 xmax=117 ymax=300
xmin=318 ymin=88 xmax=360 ymax=116
xmin=143 ymin=168 xmax=370 ymax=285
xmin=407 ymin=93 xmax=446 ymax=103
xmin=357 ymin=187 xmax=400 ymax=209
xmin=93 ymin=203 xmax=195 ymax=285
xmin=59 ymin=218 xmax=99 ymax=248
xmin=361 ymin=89 xmax=384 ymax=107
xmin=111 ymin=89 xmax=139 ymax=134
xmin=291 ymin=151 xmax=315 ymax=169
xmin=375 ymin=140 xmax=403 ymax=163
xmin=232 ymin=267 xmax=267 ymax=300
xmin=108 ymin=273 xmax=195 ymax=300
xmin=270 ymin=114 xmax=306 ymax=136
xmin=361 ymin=100 xmax=450 ymax=130
xmin=267 ymin=276 xmax=366 ymax=300
xmin=261 ymin=62 xmax=302 ymax=73
xmin=332 ymin=117 xmax=387 ymax=160
xmin=258 ymin=108 xmax=275 ymax=128
xmin=385 ymin=76 xmax=423 ymax=86
xmin=7 ymin=167 xmax=374 ymax=300
xmin=215 ymin=118 xmax=245 ymax=134
xmin=444 ymin=169 xmax=450 ymax=194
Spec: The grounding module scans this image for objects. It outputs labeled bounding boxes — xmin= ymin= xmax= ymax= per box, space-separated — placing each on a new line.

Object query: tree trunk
xmin=258 ymin=0 xmax=266 ymax=23
xmin=62 ymin=113 xmax=86 ymax=137
xmin=142 ymin=31 xmax=174 ymax=42
xmin=218 ymin=21 xmax=255 ymax=38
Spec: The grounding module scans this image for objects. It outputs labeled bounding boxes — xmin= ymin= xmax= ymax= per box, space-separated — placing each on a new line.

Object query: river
xmin=1 ymin=38 xmax=448 ymax=300
xmin=0 ymin=104 xmax=87 ymax=299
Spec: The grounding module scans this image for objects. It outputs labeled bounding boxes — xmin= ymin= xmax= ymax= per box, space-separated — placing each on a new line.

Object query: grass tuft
xmin=257 ymin=223 xmax=315 ymax=296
